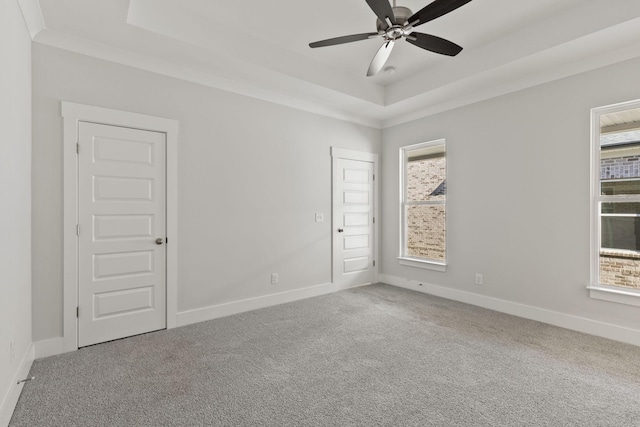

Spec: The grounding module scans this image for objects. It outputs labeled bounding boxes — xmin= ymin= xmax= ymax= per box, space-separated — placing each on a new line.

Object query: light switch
xmin=315 ymin=212 xmax=324 ymax=223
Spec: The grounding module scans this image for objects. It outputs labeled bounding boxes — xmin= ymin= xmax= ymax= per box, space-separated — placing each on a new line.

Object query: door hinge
xmin=373 ymin=217 xmax=375 ymax=224
xmin=166 ymin=237 xmax=168 ymax=244
xmin=373 ymin=174 xmax=375 ymax=181
xmin=76 ymin=306 xmax=79 ymax=318
xmin=373 ymin=260 xmax=376 ymax=267
xmin=76 ymin=143 xmax=79 ymax=154
xmin=76 ymin=224 xmax=80 ymax=236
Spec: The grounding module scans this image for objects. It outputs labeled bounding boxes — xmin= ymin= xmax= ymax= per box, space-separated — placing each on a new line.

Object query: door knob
xmin=337 ymin=228 xmax=344 ymax=233
xmin=155 ymin=238 xmax=164 ymax=245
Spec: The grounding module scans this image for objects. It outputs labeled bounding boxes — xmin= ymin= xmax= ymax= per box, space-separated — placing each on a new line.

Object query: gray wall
xmin=30 ymin=38 xmax=640 ymax=344
xmin=381 ymin=55 xmax=640 ymax=331
xmin=0 ymin=0 xmax=32 ymax=418
xmin=31 ymin=44 xmax=382 ymax=342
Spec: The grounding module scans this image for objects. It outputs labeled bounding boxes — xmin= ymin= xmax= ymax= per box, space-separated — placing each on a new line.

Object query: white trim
xmin=61 ymin=103 xmax=179 ymax=134
xmin=33 ymin=337 xmax=65 ymax=359
xmin=61 ymin=102 xmax=179 ymax=353
xmin=27 ymin=11 xmax=640 ymax=131
xmin=382 ymin=16 xmax=640 ymax=129
xmin=381 ymin=274 xmax=640 ymax=347
xmin=588 ymin=285 xmax=640 ymax=307
xmin=590 ymin=103 xmax=600 ymax=296
xmin=330 ymin=147 xmax=380 ymax=287
xmin=38 ymin=284 xmax=338 ymax=354
xmin=0 ymin=344 xmax=34 ymax=427
xmin=399 ymin=139 xmax=447 ymax=267
xmin=17 ymin=0 xmax=45 ymax=40
xmin=397 ymin=257 xmax=447 ymax=272
xmin=61 ymin=111 xmax=78 ymax=353
xmin=589 ymin=98 xmax=640 ymax=306
xmin=34 ymin=30 xmax=382 ymax=129
xmin=176 ymin=283 xmax=336 ymax=327
xmin=330 ymin=147 xmax=378 ymax=163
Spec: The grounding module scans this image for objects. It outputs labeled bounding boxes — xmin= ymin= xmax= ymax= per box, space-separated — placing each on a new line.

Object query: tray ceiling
xmin=20 ymin=0 xmax=640 ymax=128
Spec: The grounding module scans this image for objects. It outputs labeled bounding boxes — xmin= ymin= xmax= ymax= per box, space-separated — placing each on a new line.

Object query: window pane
xmin=597 ymin=108 xmax=640 ymax=290
xmin=600 ymin=140 xmax=640 ymax=195
xmin=601 ymin=202 xmax=640 ymax=214
xmin=406 ymin=204 xmax=445 ymax=261
xmin=601 ymin=180 xmax=640 ymax=195
xmin=601 ymin=216 xmax=640 ymax=251
xmin=600 ymin=203 xmax=640 ymax=288
xmin=601 ymin=203 xmax=640 ymax=251
xmin=407 ymin=155 xmax=445 ymax=202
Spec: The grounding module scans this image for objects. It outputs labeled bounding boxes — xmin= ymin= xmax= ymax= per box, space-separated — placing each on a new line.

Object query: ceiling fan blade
xmin=367 ymin=40 xmax=395 ymax=76
xmin=309 ymin=33 xmax=380 ymax=48
xmin=408 ymin=0 xmax=473 ymax=27
xmin=406 ymin=32 xmax=462 ymax=56
xmin=366 ymin=0 xmax=396 ymax=29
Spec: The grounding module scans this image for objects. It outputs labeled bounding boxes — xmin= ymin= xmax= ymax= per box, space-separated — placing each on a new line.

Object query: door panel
xmin=93 ymin=215 xmax=154 ymax=240
xmin=343 ymin=235 xmax=369 ymax=250
xmin=78 ymin=122 xmax=166 ymax=347
xmin=344 ymin=256 xmax=370 ymax=273
xmin=93 ymin=137 xmax=154 ymax=164
xmin=93 ymin=251 xmax=154 ymax=279
xmin=93 ymin=176 xmax=153 ymax=201
xmin=333 ymin=158 xmax=375 ymax=288
xmin=93 ymin=286 xmax=154 ymax=318
xmin=343 ymin=191 xmax=369 ymax=204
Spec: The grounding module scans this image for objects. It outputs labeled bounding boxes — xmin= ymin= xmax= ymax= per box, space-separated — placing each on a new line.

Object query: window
xmin=590 ymin=99 xmax=640 ymax=305
xmin=399 ymin=139 xmax=446 ymax=271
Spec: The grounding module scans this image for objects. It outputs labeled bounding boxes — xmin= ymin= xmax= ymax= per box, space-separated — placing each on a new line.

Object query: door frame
xmin=331 ymin=147 xmax=379 ymax=289
xmin=61 ymin=102 xmax=179 ymax=353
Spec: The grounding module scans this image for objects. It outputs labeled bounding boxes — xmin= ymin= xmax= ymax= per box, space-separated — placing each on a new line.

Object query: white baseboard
xmin=0 ymin=344 xmax=34 ymax=427
xmin=380 ymin=274 xmax=640 ymax=347
xmin=34 ymin=337 xmax=65 ymax=360
xmin=176 ymin=283 xmax=336 ymax=327
xmin=30 ymin=283 xmax=339 ymax=358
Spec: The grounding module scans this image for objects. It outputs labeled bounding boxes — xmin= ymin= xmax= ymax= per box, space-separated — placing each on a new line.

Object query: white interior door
xmin=78 ymin=122 xmax=166 ymax=347
xmin=333 ymin=158 xmax=375 ymax=289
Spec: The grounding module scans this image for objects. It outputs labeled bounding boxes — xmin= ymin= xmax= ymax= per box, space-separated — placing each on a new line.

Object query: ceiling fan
xmin=309 ymin=0 xmax=473 ymax=76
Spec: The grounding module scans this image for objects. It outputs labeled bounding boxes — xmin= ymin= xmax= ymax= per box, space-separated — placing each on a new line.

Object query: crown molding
xmin=127 ymin=0 xmax=385 ymax=109
xmin=33 ymin=29 xmax=384 ymax=129
xmin=382 ymin=16 xmax=640 ymax=128
xmin=17 ymin=0 xmax=45 ymax=39
xmin=25 ymin=1 xmax=640 ymax=130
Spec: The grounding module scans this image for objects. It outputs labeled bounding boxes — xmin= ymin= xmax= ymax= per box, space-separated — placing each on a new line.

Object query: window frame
xmin=589 ymin=99 xmax=640 ymax=306
xmin=398 ymin=139 xmax=447 ymax=271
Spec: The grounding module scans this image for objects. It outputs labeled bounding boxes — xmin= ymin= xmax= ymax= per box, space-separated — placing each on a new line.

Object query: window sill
xmin=587 ymin=284 xmax=640 ymax=307
xmin=398 ymin=257 xmax=446 ymax=272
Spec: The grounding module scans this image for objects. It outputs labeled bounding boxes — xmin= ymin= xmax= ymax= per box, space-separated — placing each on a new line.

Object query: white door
xmin=333 ymin=158 xmax=375 ymax=288
xmin=78 ymin=122 xmax=166 ymax=347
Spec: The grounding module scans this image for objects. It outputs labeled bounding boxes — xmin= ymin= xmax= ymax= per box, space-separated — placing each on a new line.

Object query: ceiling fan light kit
xmin=376 ymin=6 xmax=413 ymax=32
xmin=309 ymin=0 xmax=473 ymax=76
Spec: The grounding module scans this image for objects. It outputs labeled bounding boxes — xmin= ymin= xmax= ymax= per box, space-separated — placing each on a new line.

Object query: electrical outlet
xmin=475 ymin=274 xmax=483 ymax=285
xmin=10 ymin=340 xmax=15 ymax=364
xmin=271 ymin=273 xmax=279 ymax=284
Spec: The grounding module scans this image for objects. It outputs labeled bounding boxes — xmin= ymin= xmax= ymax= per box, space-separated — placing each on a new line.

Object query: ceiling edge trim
xmin=33 ymin=29 xmax=383 ymax=129
xmin=17 ymin=0 xmax=45 ymax=40
xmin=30 ymin=20 xmax=640 ymax=131
xmin=383 ymin=36 xmax=640 ymax=128
xmin=126 ymin=0 xmax=386 ymax=108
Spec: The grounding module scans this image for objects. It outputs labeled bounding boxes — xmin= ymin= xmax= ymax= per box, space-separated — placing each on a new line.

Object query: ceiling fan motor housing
xmin=308 ymin=0 xmax=469 ymax=76
xmin=376 ymin=6 xmax=413 ymax=32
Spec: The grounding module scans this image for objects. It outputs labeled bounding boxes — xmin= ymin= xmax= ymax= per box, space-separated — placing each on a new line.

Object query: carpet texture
xmin=10 ymin=284 xmax=640 ymax=426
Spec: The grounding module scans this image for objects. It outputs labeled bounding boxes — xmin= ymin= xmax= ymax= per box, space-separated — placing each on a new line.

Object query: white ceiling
xmin=20 ymin=0 xmax=640 ymax=128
